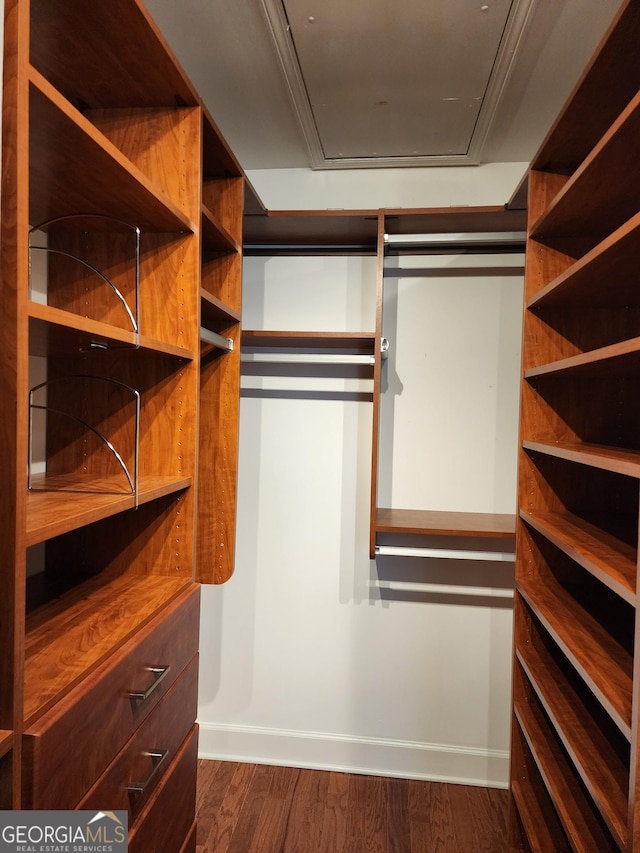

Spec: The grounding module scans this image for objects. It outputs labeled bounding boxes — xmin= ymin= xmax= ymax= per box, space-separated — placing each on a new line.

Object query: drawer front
xmin=128 ymin=724 xmax=199 ymax=853
xmin=78 ymin=654 xmax=198 ymax=816
xmin=23 ymin=583 xmax=200 ymax=809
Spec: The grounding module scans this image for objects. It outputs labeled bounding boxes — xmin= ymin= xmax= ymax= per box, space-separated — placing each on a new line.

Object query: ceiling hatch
xmin=260 ymin=0 xmax=537 ymax=169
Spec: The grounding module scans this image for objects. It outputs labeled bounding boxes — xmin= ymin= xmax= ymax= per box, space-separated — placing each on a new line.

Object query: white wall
xmin=198 ymin=250 xmax=524 ymax=787
xmin=246 ymin=161 xmax=527 ymax=211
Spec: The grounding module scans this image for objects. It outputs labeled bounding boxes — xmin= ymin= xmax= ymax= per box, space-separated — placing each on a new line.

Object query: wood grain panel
xmin=0 ymin=0 xmax=29 ymax=744
xmin=129 ymin=726 xmax=198 ymax=853
xmin=520 ymin=509 xmax=636 ymax=603
xmin=376 ymin=508 xmax=516 ymax=538
xmin=26 ymin=474 xmax=190 ymax=546
xmin=514 ymin=691 xmax=618 ymax=851
xmin=201 ymin=253 xmax=243 ymax=315
xmin=517 ymin=572 xmax=633 ymax=738
xmin=197 ymin=325 xmax=240 ymax=583
xmin=29 ymin=0 xmax=199 ymax=109
xmin=202 ymin=178 xmax=244 ymax=245
xmin=29 ymin=73 xmax=195 ymax=233
xmin=89 ymin=107 xmax=202 ymax=220
xmin=516 ymin=636 xmax=628 ymax=846
xmin=79 ymin=656 xmax=198 ymax=815
xmin=23 ymin=575 xmax=192 ymax=724
xmin=23 ymin=586 xmax=199 ymax=808
xmin=531 ymin=93 xmax=640 ymax=257
xmin=511 ymin=725 xmax=571 ymax=852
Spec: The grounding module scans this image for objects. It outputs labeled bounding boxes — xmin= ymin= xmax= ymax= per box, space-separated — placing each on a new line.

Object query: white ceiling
xmin=144 ymin=0 xmax=621 ymax=173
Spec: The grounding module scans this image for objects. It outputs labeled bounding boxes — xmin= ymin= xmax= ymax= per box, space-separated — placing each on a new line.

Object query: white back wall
xmin=197 ymin=251 xmax=523 ymax=787
xmin=246 ymin=161 xmax=528 ymax=211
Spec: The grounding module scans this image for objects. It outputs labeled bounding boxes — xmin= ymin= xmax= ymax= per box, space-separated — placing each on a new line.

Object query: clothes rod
xmin=241 ymin=353 xmax=375 ymax=365
xmin=375 ymin=544 xmax=515 ymax=562
xmin=200 ymin=328 xmax=234 ymax=351
xmin=377 ymin=581 xmax=514 ymax=599
xmin=384 ymin=231 xmax=526 ymax=247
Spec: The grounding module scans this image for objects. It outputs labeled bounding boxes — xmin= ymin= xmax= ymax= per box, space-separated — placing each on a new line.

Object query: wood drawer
xmin=78 ymin=654 xmax=198 ymax=816
xmin=23 ymin=583 xmax=200 ymax=809
xmin=129 ymin=724 xmax=199 ymax=853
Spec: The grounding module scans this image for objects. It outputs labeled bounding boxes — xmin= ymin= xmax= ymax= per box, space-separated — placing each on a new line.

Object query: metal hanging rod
xmin=375 ymin=544 xmax=515 ymax=562
xmin=384 ymin=231 xmax=526 ymax=248
xmin=200 ymin=328 xmax=234 ymax=351
xmin=241 ymin=352 xmax=375 ymax=366
xmin=377 ymin=581 xmax=514 ymax=599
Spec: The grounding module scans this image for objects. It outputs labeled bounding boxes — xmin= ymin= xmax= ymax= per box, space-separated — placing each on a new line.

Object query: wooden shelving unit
xmin=1 ymin=0 xmax=245 ymax=843
xmin=509 ymin=2 xmax=640 ymax=849
xmin=197 ymin=109 xmax=244 ymax=585
xmin=242 ymin=207 xmax=525 ymax=565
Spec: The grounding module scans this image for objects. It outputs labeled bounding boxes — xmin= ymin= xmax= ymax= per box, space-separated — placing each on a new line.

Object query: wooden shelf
xmin=201 ymin=291 xmax=241 ymax=330
xmin=520 ymin=509 xmax=635 ymax=605
xmin=512 ymin=4 xmax=640 ymax=846
xmin=375 ymin=508 xmax=516 ymax=539
xmin=511 ymin=776 xmax=570 ymax=853
xmin=202 ymin=204 xmax=240 ymax=254
xmin=532 ymin=1 xmax=640 ymax=175
xmin=202 ymin=109 xmax=243 ymax=180
xmin=516 ymin=643 xmax=628 ymax=847
xmin=530 ymin=92 xmax=640 ymax=257
xmin=523 ymin=440 xmax=640 ymax=479
xmin=26 ymin=474 xmax=191 ymax=546
xmin=514 ymin=699 xmax=618 ymax=851
xmin=29 ymin=302 xmax=193 ymax=360
xmin=23 ymin=573 xmax=191 ymax=725
xmin=517 ymin=578 xmax=633 ymax=738
xmin=242 ymin=330 xmax=377 ymax=353
xmin=29 ymin=71 xmax=196 ymax=233
xmin=30 ymin=0 xmax=198 ymax=110
xmin=243 ymin=210 xmax=379 ymax=251
xmin=524 ymin=335 xmax=640 ymax=380
xmin=528 ymin=211 xmax=640 ymax=310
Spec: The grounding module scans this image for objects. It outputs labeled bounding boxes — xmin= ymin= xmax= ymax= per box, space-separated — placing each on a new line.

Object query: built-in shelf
xmin=23 ymin=573 xmax=191 ymax=725
xmin=375 ymin=508 xmax=516 ymax=539
xmin=524 ymin=336 xmax=640 ymax=379
xmin=30 ymin=71 xmax=196 ymax=233
xmin=511 ymin=775 xmax=569 ymax=852
xmin=530 ymin=92 xmax=640 ymax=258
xmin=516 ymin=642 xmax=628 ymax=847
xmin=516 ymin=581 xmax=633 ymax=739
xmin=513 ymin=693 xmax=620 ymax=851
xmin=201 ymin=204 xmax=240 ymax=254
xmin=26 ymin=475 xmax=191 ymax=546
xmin=523 ymin=440 xmax=640 ymax=479
xmin=528 ymin=211 xmax=640 ymax=310
xmin=29 ymin=302 xmax=193 ymax=360
xmin=242 ymin=330 xmax=377 ymax=352
xmin=520 ymin=509 xmax=636 ymax=604
xmin=200 ymin=290 xmax=241 ymax=329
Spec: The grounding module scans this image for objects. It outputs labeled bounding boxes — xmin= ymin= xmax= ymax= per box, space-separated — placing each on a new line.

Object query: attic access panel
xmin=263 ymin=0 xmax=533 ymax=168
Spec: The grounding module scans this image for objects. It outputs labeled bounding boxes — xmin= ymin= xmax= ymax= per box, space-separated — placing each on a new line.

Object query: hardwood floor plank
xmin=226 ymin=764 xmax=273 ymax=853
xmin=195 ymin=760 xmax=512 ymax=853
xmin=318 ymin=768 xmax=349 ymax=852
xmin=387 ymin=777 xmax=411 ymax=853
xmin=201 ymin=762 xmax=258 ymax=853
xmin=283 ymin=768 xmax=330 ymax=852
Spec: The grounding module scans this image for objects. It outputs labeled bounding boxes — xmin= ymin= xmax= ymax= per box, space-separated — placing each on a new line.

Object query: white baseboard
xmin=197 ymin=722 xmax=509 ymax=788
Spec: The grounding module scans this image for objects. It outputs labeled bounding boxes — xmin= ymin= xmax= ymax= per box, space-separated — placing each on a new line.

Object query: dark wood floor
xmin=195 ymin=759 xmax=510 ymax=852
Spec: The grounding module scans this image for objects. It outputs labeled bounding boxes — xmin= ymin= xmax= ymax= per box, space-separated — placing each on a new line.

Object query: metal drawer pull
xmin=128 ymin=665 xmax=171 ymax=708
xmin=127 ymin=750 xmax=168 ymax=796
